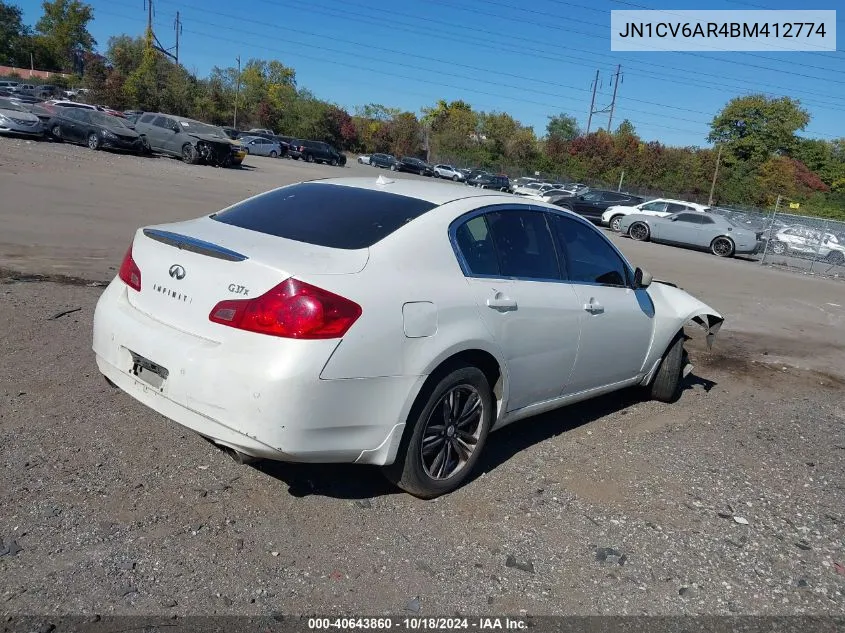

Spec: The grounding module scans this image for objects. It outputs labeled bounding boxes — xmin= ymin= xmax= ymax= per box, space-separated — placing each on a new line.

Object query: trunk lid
xmin=126 ymin=216 xmax=369 ymax=340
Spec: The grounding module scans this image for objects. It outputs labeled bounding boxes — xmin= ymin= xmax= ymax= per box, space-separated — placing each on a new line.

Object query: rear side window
xmin=454 ymin=216 xmax=499 ymax=276
xmin=486 ymin=210 xmax=561 ymax=280
xmin=139 ymin=114 xmax=155 ymax=123
xmin=212 ymin=183 xmax=437 ymax=249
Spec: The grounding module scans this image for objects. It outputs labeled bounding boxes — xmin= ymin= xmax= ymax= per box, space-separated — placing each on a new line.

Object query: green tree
xmin=546 ymin=113 xmax=580 ymax=141
xmin=35 ymin=0 xmax=96 ymax=72
xmin=0 ymin=1 xmax=31 ymax=67
xmin=106 ymin=35 xmax=144 ymax=76
xmin=707 ymin=95 xmax=810 ymax=163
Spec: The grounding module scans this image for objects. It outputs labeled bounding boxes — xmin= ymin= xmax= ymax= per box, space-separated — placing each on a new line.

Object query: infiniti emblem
xmin=168 ymin=264 xmax=186 ymax=280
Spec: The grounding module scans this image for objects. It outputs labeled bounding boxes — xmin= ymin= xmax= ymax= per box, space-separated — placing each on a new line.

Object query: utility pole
xmin=174 ymin=11 xmax=182 ymax=65
xmin=708 ymin=144 xmax=723 ymax=206
xmin=146 ymin=0 xmax=153 ymax=39
xmin=607 ymin=64 xmax=623 ymax=131
xmin=617 ymin=170 xmax=625 ymax=192
xmin=586 ymin=70 xmax=599 ymax=134
xmin=233 ymin=55 xmax=241 ymax=128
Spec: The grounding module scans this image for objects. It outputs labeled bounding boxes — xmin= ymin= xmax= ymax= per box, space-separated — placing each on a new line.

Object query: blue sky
xmin=17 ymin=0 xmax=844 ymax=146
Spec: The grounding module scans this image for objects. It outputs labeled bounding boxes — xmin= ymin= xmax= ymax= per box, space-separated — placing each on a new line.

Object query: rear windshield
xmin=211 ymin=182 xmax=437 ymax=249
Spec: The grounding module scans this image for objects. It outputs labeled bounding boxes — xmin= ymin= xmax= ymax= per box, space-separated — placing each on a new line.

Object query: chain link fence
xmin=712 ymin=206 xmax=845 ymax=278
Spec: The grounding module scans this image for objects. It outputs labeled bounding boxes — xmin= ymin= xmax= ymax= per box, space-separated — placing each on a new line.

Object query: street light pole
xmin=233 ymin=55 xmax=241 ymax=128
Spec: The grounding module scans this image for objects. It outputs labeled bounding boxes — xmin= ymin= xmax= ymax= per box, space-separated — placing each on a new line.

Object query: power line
xmin=253 ymin=0 xmax=845 ymax=107
xmin=144 ymin=0 xmax=843 ymax=138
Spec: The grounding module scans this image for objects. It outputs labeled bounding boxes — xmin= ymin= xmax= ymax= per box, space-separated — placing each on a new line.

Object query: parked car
xmin=397 ymin=156 xmax=434 ymax=176
xmin=512 ymin=182 xmax=547 ymax=196
xmin=0 ymin=98 xmax=44 ymax=137
xmin=248 ymin=128 xmax=275 ymax=136
xmin=49 ymin=107 xmax=144 ymax=153
xmin=769 ymin=226 xmax=845 ymax=264
xmin=358 ymin=154 xmax=371 ymax=165
xmin=370 ymin=153 xmax=400 ymax=169
xmin=510 ymin=176 xmax=540 ymax=189
xmin=468 ymin=173 xmax=510 ymax=192
xmin=555 ymin=190 xmax=645 ymax=222
xmin=92 ymin=177 xmax=723 ymax=498
xmin=239 ymin=135 xmax=283 ymax=158
xmin=0 ymin=81 xmax=20 ymax=91
xmin=241 ymin=130 xmax=291 ymax=156
xmin=602 ymin=199 xmax=711 ymax=232
xmin=134 ymin=113 xmax=237 ymax=166
xmin=433 ymin=164 xmax=465 ymax=181
xmin=620 ymin=211 xmax=764 ymax=258
xmin=291 ymin=139 xmax=346 ymax=166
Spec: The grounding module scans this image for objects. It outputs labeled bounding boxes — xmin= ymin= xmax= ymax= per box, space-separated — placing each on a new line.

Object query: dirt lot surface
xmin=1 ymin=138 xmax=845 ymax=618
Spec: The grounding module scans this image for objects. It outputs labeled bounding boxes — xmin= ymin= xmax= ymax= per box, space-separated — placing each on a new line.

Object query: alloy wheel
xmin=420 ymin=385 xmax=484 ymax=481
xmin=629 ymin=222 xmax=649 ymax=241
xmin=712 ymin=237 xmax=734 ymax=257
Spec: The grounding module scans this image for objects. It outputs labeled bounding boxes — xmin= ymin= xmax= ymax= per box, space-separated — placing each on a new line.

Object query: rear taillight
xmin=209 ymin=278 xmax=362 ymax=339
xmin=118 ymin=244 xmax=141 ymax=291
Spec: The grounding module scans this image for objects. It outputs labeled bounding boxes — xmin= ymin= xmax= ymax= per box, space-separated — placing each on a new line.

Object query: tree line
xmin=2 ymin=0 xmax=843 ymax=219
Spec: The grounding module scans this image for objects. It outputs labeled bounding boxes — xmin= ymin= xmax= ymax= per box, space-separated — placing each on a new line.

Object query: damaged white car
xmin=92 ymin=176 xmax=723 ymax=498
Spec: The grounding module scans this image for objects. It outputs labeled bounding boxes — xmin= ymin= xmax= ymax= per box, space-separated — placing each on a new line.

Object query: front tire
xmin=269 ymin=150 xmax=278 ymax=158
xmin=629 ymin=221 xmax=650 ymax=241
xmin=609 ymin=215 xmax=624 ymax=232
xmin=826 ymin=250 xmax=845 ymax=266
xmin=452 ymin=174 xmax=459 ymax=182
xmin=711 ymin=236 xmax=735 ymax=258
xmin=649 ymin=333 xmax=686 ymax=403
xmin=87 ymin=132 xmax=100 ymax=150
xmin=384 ymin=366 xmax=493 ymax=499
xmin=771 ymin=240 xmax=787 ymax=255
xmin=51 ymin=125 xmax=63 ymax=141
xmin=182 ymin=143 xmax=199 ymax=164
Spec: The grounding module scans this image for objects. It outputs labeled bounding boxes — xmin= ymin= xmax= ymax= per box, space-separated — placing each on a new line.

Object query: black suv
xmin=370 ymin=153 xmax=400 ymax=169
xmin=397 ymin=156 xmax=434 ymax=176
xmin=468 ymin=173 xmax=510 ymax=192
xmin=292 ymin=139 xmax=346 ymax=166
xmin=556 ymin=190 xmax=645 ymax=222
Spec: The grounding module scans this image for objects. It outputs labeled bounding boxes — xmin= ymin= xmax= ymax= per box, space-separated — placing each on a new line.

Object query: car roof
xmin=314 ymin=177 xmax=506 ymax=205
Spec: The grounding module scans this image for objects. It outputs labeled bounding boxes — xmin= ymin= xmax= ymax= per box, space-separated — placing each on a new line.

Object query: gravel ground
xmin=1 ymin=139 xmax=845 ymax=620
xmin=1 ymin=277 xmax=844 ymax=618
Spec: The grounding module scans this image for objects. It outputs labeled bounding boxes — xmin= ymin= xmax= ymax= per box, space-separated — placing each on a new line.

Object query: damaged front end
xmin=647 ymin=280 xmax=724 ymax=349
xmin=195 ymin=139 xmax=234 ymax=167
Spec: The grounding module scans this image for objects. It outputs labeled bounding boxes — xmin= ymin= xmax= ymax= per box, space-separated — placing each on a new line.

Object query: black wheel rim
xmin=420 ymin=385 xmax=483 ymax=481
xmin=714 ymin=239 xmax=731 ymax=256
xmin=630 ymin=224 xmax=647 ymax=240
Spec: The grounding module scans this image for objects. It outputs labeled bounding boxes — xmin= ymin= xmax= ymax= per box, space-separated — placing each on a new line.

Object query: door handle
xmin=486 ymin=292 xmax=517 ymax=311
xmin=583 ymin=298 xmax=604 ymax=314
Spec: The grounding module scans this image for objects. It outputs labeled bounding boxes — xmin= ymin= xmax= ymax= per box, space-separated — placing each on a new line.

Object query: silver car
xmin=620 ymin=211 xmax=764 ymax=258
xmin=0 ymin=98 xmax=43 ymax=136
xmin=239 ymin=135 xmax=282 ymax=158
xmin=433 ymin=164 xmax=465 ymax=181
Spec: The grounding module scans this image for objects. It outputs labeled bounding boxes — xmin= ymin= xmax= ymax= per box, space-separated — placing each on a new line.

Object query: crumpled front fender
xmin=647 ymin=281 xmax=724 ymax=350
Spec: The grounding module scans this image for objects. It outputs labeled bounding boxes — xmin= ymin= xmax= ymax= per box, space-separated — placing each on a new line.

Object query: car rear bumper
xmin=92 ymin=279 xmax=420 ymax=465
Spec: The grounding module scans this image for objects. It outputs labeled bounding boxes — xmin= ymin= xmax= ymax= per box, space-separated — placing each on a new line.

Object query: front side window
xmin=552 ymin=215 xmax=628 ymax=287
xmin=640 ymin=201 xmax=668 ymax=212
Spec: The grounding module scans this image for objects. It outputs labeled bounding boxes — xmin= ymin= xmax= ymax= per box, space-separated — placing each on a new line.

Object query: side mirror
xmin=172 ymin=125 xmax=180 ymax=133
xmin=634 ymin=267 xmax=653 ymax=289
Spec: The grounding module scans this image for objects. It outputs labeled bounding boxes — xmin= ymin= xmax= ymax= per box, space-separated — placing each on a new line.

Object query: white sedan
xmin=433 ymin=164 xmax=465 ymax=181
xmin=602 ymin=198 xmax=711 ymax=232
xmin=93 ymin=176 xmax=724 ymax=498
xmin=357 ymin=154 xmax=371 ymax=165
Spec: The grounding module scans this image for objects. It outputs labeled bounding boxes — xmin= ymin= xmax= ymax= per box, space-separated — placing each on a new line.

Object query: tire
xmin=181 ymin=143 xmax=199 ymax=164
xmin=771 ymin=240 xmax=787 ymax=255
xmin=140 ymin=136 xmax=152 ymax=155
xmin=826 ymin=250 xmax=845 ymax=266
xmin=390 ymin=164 xmax=397 ymax=171
xmin=648 ymin=333 xmax=686 ymax=403
xmin=358 ymin=157 xmax=363 ymax=164
xmin=269 ymin=150 xmax=278 ymax=158
xmin=51 ymin=125 xmax=63 ymax=141
xmin=383 ymin=366 xmax=493 ymax=499
xmin=710 ymin=236 xmax=735 ymax=258
xmin=305 ymin=153 xmax=314 ymax=163
xmin=628 ymin=221 xmax=650 ymax=241
xmin=609 ymin=215 xmax=625 ymax=232
xmin=452 ymin=175 xmax=459 ymax=182
xmin=331 ymin=158 xmax=338 ymax=166
xmin=87 ymin=132 xmax=100 ymax=150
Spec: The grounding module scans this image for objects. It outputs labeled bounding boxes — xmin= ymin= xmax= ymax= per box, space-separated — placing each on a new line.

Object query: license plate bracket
xmin=129 ymin=350 xmax=169 ymax=391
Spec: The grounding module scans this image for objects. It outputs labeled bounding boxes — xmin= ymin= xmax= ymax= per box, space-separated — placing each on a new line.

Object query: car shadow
xmin=253 ymin=371 xmax=716 ymax=500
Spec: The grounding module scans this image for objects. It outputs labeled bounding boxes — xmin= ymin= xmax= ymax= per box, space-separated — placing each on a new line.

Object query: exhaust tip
xmin=220 ymin=445 xmax=259 ymax=465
